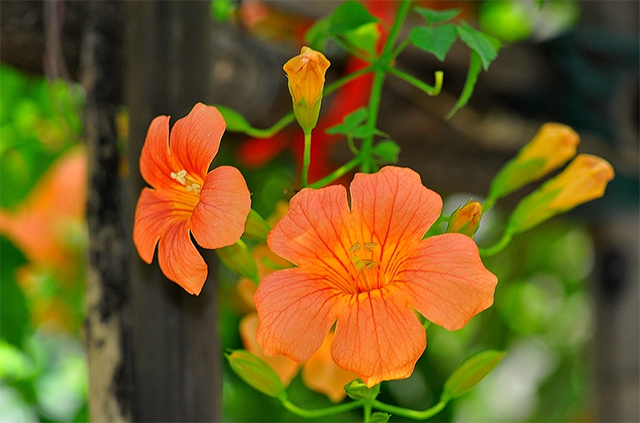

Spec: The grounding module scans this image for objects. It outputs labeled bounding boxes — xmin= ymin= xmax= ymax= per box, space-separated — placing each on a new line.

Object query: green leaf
xmin=441 ymin=350 xmax=505 ymax=401
xmin=370 ymin=412 xmax=391 ymax=423
xmin=456 ymin=22 xmax=501 ymax=70
xmin=305 ymin=17 xmax=332 ymax=51
xmin=409 ymin=24 xmax=457 ymax=61
xmin=215 ymin=105 xmax=254 ymax=134
xmin=446 ymin=50 xmax=482 ymax=119
xmin=327 ymin=1 xmax=378 ymax=35
xmin=353 ymin=125 xmax=385 ymax=139
xmin=0 ymin=236 xmax=31 ymax=348
xmin=325 ymin=108 xmax=368 ymax=136
xmin=372 ymin=140 xmax=400 ymax=164
xmin=343 ymin=22 xmax=381 ymax=57
xmin=414 ymin=7 xmax=461 ymax=25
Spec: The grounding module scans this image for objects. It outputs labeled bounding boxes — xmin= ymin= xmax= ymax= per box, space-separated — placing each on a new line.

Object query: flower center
xmin=170 ymin=169 xmax=201 ymax=194
xmin=348 ymin=241 xmax=386 ymax=293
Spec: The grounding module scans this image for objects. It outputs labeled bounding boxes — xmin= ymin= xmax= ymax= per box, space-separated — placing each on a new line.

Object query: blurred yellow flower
xmin=508 ymin=154 xmax=614 ymax=234
xmin=488 ymin=123 xmax=580 ymax=201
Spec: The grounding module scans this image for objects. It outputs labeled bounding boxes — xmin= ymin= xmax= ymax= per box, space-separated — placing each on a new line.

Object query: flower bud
xmin=446 ymin=201 xmax=482 ymax=238
xmin=507 ymin=154 xmax=614 ymax=235
xmin=488 ymin=123 xmax=580 ymax=201
xmin=243 ymin=209 xmax=271 ymax=243
xmin=226 ymin=349 xmax=288 ymax=400
xmin=215 ymin=239 xmax=258 ymax=282
xmin=283 ymin=46 xmax=330 ymax=132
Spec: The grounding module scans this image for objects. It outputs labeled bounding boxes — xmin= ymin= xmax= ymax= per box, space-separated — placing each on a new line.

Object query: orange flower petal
xmin=349 ymin=166 xmax=442 ymax=251
xmin=331 ymin=289 xmax=426 ymax=387
xmin=395 ymin=233 xmax=497 ymax=330
xmin=139 ymin=115 xmax=173 ymax=190
xmin=156 ymin=220 xmax=207 ymax=295
xmin=191 ymin=165 xmax=251 ymax=249
xmin=301 ymin=332 xmax=358 ymax=402
xmin=132 ymin=187 xmax=176 ymax=264
xmin=240 ymin=313 xmax=301 ymax=386
xmin=169 ymin=103 xmax=225 ymax=179
xmin=255 ymin=268 xmax=337 ymax=362
xmin=266 ymin=185 xmax=352 ymax=275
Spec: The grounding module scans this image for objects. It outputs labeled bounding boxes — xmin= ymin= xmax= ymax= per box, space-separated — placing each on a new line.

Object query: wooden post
xmin=124 ymin=1 xmax=222 ymax=421
xmin=82 ymin=2 xmax=132 ymax=422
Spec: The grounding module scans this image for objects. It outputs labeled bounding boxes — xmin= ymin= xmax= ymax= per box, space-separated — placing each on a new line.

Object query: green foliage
xmin=305 ymin=1 xmax=378 ymax=53
xmin=441 ymin=350 xmax=505 ymax=401
xmin=0 ymin=66 xmax=83 ymax=208
xmin=410 ymin=25 xmax=458 ymax=61
xmin=210 ymin=0 xmax=236 ymax=22
xmin=0 ymin=236 xmax=31 ymax=348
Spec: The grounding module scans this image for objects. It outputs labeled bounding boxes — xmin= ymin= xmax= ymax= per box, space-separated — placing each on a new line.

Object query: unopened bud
xmin=507 ymin=154 xmax=614 ymax=235
xmin=283 ymin=46 xmax=330 ymax=132
xmin=488 ymin=123 xmax=580 ymax=202
xmin=446 ymin=201 xmax=482 ymax=238
xmin=215 ymin=239 xmax=258 ymax=282
xmin=243 ymin=209 xmax=271 ymax=242
xmin=226 ymin=349 xmax=288 ymax=400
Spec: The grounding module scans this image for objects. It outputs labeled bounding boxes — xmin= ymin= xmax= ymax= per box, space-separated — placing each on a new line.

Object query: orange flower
xmin=255 ymin=166 xmax=497 ymax=387
xmin=283 ymin=46 xmax=330 ymax=132
xmin=446 ymin=201 xmax=482 ymax=238
xmin=133 ymin=103 xmax=251 ymax=295
xmin=237 ymin=241 xmax=358 ymax=402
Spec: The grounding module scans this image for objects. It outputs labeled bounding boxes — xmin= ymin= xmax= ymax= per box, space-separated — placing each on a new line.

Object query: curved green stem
xmin=245 ymin=112 xmax=295 ymax=138
xmin=371 ymin=399 xmax=447 ymax=420
xmin=480 ymin=231 xmax=513 ymax=257
xmin=282 ymin=398 xmax=365 ymax=419
xmin=388 ymin=67 xmax=443 ymax=96
xmin=309 ymin=156 xmax=362 ymax=189
xmin=325 ymin=66 xmax=373 ymax=96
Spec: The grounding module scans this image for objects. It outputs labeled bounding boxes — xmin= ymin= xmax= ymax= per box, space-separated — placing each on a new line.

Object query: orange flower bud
xmin=446 ymin=201 xmax=482 ymax=238
xmin=488 ymin=123 xmax=580 ymax=201
xmin=283 ymin=46 xmax=330 ymax=132
xmin=507 ymin=154 xmax=614 ymax=234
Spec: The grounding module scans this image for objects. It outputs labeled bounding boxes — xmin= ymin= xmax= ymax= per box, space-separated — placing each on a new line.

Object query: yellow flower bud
xmin=508 ymin=154 xmax=614 ymax=234
xmin=446 ymin=201 xmax=482 ymax=238
xmin=488 ymin=123 xmax=580 ymax=202
xmin=283 ymin=46 xmax=330 ymax=132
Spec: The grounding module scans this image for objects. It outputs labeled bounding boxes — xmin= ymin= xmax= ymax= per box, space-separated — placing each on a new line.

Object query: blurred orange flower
xmin=0 ymin=146 xmax=86 ymax=271
xmin=133 ymin=103 xmax=251 ymax=295
xmin=255 ymin=166 xmax=497 ymax=387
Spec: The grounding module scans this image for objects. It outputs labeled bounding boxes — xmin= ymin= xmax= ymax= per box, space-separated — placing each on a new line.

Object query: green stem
xmin=325 ymin=66 xmax=373 ymax=96
xmin=479 ymin=231 xmax=512 ymax=257
xmin=309 ymin=156 xmax=362 ymax=189
xmin=388 ymin=67 xmax=443 ymax=96
xmin=371 ymin=399 xmax=447 ymax=420
xmin=282 ymin=398 xmax=365 ymax=419
xmin=364 ymin=402 xmax=373 ymax=423
xmin=361 ymin=0 xmax=413 ymax=173
xmin=302 ymin=130 xmax=312 ymax=187
xmin=245 ymin=112 xmax=295 ymax=138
